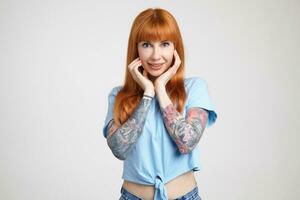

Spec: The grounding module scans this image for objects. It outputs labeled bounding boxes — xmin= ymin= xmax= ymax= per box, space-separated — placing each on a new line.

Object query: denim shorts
xmin=119 ymin=185 xmax=202 ymax=200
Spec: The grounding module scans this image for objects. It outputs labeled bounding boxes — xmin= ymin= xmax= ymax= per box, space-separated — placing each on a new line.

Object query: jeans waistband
xmin=120 ymin=185 xmax=200 ymax=200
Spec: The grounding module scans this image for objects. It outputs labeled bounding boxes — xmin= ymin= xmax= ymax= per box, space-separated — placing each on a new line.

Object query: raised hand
xmin=128 ymin=58 xmax=155 ymax=96
xmin=154 ymin=50 xmax=181 ymax=89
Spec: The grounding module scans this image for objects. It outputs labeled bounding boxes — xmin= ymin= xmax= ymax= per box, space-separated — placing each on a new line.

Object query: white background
xmin=0 ymin=0 xmax=299 ymax=199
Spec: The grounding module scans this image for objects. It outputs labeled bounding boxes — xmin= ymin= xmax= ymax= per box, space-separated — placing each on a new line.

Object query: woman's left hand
xmin=154 ymin=49 xmax=181 ymax=89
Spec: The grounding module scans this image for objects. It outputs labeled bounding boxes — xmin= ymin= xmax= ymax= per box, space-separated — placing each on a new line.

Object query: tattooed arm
xmin=106 ymin=95 xmax=153 ymax=160
xmin=155 ymin=86 xmax=208 ymax=154
xmin=161 ymin=104 xmax=208 ymax=154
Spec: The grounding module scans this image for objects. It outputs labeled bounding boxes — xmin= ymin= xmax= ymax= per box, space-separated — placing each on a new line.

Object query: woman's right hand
xmin=128 ymin=58 xmax=155 ymax=97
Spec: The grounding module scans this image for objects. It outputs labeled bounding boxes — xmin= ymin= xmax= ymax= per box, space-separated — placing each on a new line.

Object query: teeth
xmin=150 ymin=63 xmax=162 ymax=67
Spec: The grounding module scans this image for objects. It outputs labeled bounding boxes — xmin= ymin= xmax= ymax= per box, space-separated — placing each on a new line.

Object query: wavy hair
xmin=113 ymin=8 xmax=187 ymax=126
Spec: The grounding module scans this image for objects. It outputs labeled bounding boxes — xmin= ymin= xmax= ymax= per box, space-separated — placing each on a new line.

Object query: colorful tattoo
xmin=162 ymin=104 xmax=208 ymax=154
xmin=106 ymin=96 xmax=152 ymax=160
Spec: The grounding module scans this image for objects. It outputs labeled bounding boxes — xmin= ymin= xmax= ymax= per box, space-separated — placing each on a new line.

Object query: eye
xmin=142 ymin=42 xmax=151 ymax=48
xmin=162 ymin=42 xmax=170 ymax=47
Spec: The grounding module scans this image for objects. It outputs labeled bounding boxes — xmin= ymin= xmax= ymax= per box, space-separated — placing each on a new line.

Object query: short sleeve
xmin=185 ymin=77 xmax=217 ymax=128
xmin=102 ymin=86 xmax=122 ymax=138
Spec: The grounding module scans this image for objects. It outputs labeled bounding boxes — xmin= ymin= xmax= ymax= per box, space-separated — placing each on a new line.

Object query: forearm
xmin=155 ymin=86 xmax=172 ymax=110
xmin=161 ymin=104 xmax=205 ymax=153
xmin=156 ymin=87 xmax=206 ymax=154
xmin=107 ymin=95 xmax=153 ymax=160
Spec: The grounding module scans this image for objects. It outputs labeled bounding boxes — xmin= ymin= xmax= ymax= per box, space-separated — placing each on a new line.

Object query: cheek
xmin=141 ymin=60 xmax=148 ymax=68
xmin=138 ymin=51 xmax=150 ymax=67
xmin=137 ymin=56 xmax=149 ymax=69
xmin=138 ymin=55 xmax=150 ymax=67
xmin=166 ymin=53 xmax=174 ymax=64
xmin=165 ymin=49 xmax=174 ymax=59
xmin=137 ymin=48 xmax=149 ymax=59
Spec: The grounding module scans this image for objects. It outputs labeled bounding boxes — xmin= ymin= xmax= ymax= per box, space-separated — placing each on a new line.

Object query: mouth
xmin=148 ymin=63 xmax=164 ymax=70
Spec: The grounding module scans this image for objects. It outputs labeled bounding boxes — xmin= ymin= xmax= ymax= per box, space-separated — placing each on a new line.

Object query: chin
xmin=146 ymin=67 xmax=168 ymax=77
xmin=147 ymin=70 xmax=163 ymax=77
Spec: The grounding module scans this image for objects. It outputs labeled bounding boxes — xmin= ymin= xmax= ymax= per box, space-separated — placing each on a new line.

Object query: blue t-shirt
xmin=102 ymin=77 xmax=217 ymax=200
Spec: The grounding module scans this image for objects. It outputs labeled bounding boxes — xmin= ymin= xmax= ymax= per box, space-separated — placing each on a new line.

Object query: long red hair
xmin=113 ymin=8 xmax=187 ymax=126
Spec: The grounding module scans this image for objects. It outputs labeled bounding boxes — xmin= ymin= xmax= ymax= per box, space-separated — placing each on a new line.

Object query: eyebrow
xmin=141 ymin=40 xmax=169 ymax=44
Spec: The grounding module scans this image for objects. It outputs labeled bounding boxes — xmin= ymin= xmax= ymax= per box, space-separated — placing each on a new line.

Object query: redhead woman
xmin=102 ymin=7 xmax=217 ymax=200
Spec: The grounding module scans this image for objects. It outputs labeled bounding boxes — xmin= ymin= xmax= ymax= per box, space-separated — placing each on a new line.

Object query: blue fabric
xmin=119 ymin=185 xmax=201 ymax=200
xmin=103 ymin=77 xmax=217 ymax=200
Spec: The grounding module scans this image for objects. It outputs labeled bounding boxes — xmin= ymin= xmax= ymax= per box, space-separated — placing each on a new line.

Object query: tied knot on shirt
xmin=154 ymin=175 xmax=168 ymax=199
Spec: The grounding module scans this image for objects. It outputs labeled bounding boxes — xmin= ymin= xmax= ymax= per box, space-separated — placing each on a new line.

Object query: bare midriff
xmin=122 ymin=170 xmax=197 ymax=200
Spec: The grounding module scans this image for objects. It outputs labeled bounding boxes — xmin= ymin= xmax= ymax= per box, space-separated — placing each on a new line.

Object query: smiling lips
xmin=149 ymin=63 xmax=164 ymax=70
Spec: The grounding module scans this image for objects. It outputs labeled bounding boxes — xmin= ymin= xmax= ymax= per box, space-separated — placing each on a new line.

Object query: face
xmin=137 ymin=40 xmax=175 ymax=78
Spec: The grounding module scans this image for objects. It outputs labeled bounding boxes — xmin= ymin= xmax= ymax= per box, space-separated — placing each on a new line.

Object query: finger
xmin=133 ymin=63 xmax=144 ymax=77
xmin=129 ymin=60 xmax=142 ymax=71
xmin=128 ymin=58 xmax=139 ymax=67
xmin=174 ymin=50 xmax=181 ymax=62
xmin=128 ymin=58 xmax=141 ymax=69
xmin=128 ymin=60 xmax=141 ymax=79
xmin=134 ymin=69 xmax=145 ymax=84
xmin=132 ymin=57 xmax=140 ymax=63
xmin=173 ymin=52 xmax=181 ymax=69
xmin=131 ymin=65 xmax=142 ymax=82
xmin=161 ymin=66 xmax=173 ymax=78
xmin=130 ymin=64 xmax=143 ymax=84
xmin=174 ymin=50 xmax=181 ymax=64
xmin=167 ymin=63 xmax=179 ymax=76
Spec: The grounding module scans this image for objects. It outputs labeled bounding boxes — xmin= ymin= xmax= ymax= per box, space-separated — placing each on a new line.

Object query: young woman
xmin=102 ymin=8 xmax=217 ymax=200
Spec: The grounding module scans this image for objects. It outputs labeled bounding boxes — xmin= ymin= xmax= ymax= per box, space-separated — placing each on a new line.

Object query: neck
xmin=149 ymin=74 xmax=157 ymax=82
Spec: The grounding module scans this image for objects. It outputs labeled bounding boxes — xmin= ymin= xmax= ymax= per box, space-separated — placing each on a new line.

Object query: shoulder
xmin=184 ymin=76 xmax=208 ymax=91
xmin=106 ymin=85 xmax=122 ymax=102
xmin=108 ymin=85 xmax=123 ymax=97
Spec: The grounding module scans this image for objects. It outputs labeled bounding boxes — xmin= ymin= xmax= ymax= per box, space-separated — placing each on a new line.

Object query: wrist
xmin=155 ymin=85 xmax=166 ymax=95
xmin=143 ymin=94 xmax=154 ymax=101
xmin=144 ymin=89 xmax=155 ymax=97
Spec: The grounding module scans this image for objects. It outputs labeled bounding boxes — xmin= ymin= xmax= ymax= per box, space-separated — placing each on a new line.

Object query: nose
xmin=151 ymin=46 xmax=161 ymax=60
